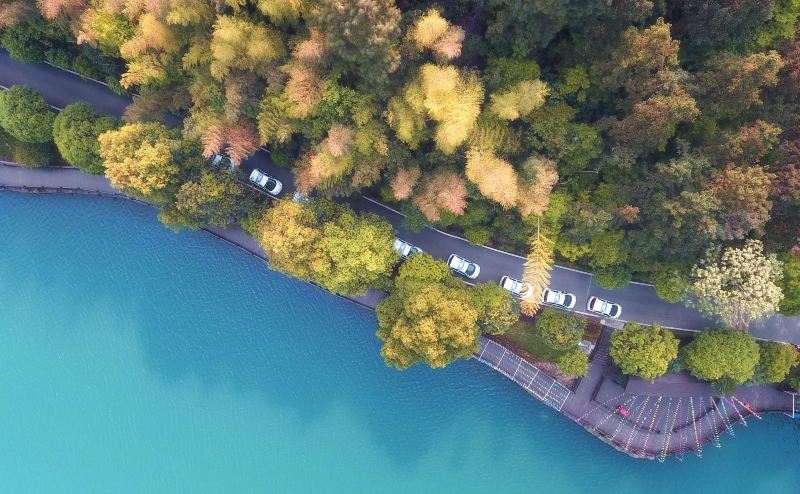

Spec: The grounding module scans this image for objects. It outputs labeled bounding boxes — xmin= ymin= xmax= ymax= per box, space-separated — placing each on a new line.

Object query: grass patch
xmin=499 ymin=320 xmax=570 ymax=364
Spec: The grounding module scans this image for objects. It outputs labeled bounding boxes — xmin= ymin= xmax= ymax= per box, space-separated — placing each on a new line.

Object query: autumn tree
xmin=489 ymin=80 xmax=548 ymax=121
xmin=391 ymin=64 xmax=483 ymax=154
xmin=707 ymin=164 xmax=774 ymax=240
xmin=465 ymin=147 xmax=519 ymax=209
xmin=159 ymin=169 xmax=252 ymax=229
xmin=53 ymin=102 xmax=118 ymax=174
xmin=0 ymin=85 xmax=55 ymax=144
xmin=376 ymin=253 xmax=481 ymax=369
xmin=689 ymin=240 xmax=784 ymax=329
xmin=684 ymin=328 xmax=760 ymax=394
xmin=257 ymin=199 xmax=325 ymax=281
xmin=257 ymin=199 xmax=398 ymax=295
xmin=408 ymin=9 xmax=464 ymax=61
xmin=610 ymin=322 xmax=679 ymax=382
xmin=695 ymin=51 xmax=784 ymax=119
xmin=412 ymin=170 xmax=467 ymax=221
xmin=517 ymin=154 xmax=559 ymax=217
xmin=521 ymin=232 xmax=554 ymax=315
xmin=389 ymin=167 xmax=420 ymax=200
xmin=99 ymin=122 xmax=201 ymax=203
xmin=210 ymin=16 xmax=285 ymax=80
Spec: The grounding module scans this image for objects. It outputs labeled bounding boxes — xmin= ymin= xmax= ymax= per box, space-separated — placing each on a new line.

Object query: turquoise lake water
xmin=1 ymin=192 xmax=799 ymax=493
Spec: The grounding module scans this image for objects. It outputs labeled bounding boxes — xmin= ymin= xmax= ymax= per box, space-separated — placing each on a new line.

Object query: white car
xmin=209 ymin=153 xmax=237 ymax=170
xmin=587 ymin=296 xmax=622 ymax=319
xmin=249 ymin=168 xmax=283 ymax=195
xmin=447 ymin=254 xmax=480 ymax=279
xmin=393 ymin=238 xmax=423 ymax=258
xmin=542 ymin=288 xmax=576 ymax=309
xmin=500 ymin=276 xmax=533 ymax=300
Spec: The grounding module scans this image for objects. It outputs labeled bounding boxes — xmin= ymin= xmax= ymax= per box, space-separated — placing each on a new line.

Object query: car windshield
xmin=465 ymin=264 xmax=475 ymax=275
xmin=409 ymin=247 xmax=420 ymax=255
xmin=266 ymin=177 xmax=277 ymax=190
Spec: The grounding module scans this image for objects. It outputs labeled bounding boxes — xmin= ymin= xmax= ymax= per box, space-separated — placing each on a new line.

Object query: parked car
xmin=447 ymin=254 xmax=480 ymax=279
xmin=248 ymin=168 xmax=283 ymax=195
xmin=541 ymin=288 xmax=577 ymax=309
xmin=209 ymin=153 xmax=237 ymax=171
xmin=587 ymin=296 xmax=622 ymax=319
xmin=292 ymin=191 xmax=310 ymax=203
xmin=499 ymin=276 xmax=533 ymax=299
xmin=393 ymin=238 xmax=423 ymax=258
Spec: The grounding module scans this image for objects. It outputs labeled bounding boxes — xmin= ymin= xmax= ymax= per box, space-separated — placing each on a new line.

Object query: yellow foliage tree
xmin=210 ymin=16 xmax=285 ymax=79
xmin=465 ymin=147 xmax=519 ymax=208
xmin=408 ymin=9 xmax=464 ymax=61
xmin=521 ymin=232 xmax=554 ymax=316
xmin=517 ymin=154 xmax=559 ymax=217
xmin=418 ymin=64 xmax=483 ymax=154
xmin=489 ymin=80 xmax=549 ymax=121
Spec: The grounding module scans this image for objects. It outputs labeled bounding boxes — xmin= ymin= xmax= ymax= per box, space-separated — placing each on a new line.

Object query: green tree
xmin=778 ymin=253 xmax=800 ymax=315
xmin=53 ymin=102 xmax=119 ymax=174
xmin=316 ymin=207 xmax=399 ymax=295
xmin=755 ymin=341 xmax=799 ymax=383
xmin=534 ymin=307 xmax=586 ymax=351
xmin=310 ymin=0 xmax=401 ymax=91
xmin=471 ymin=282 xmax=520 ymax=335
xmin=0 ymin=85 xmax=55 ymax=143
xmin=610 ymin=322 xmax=679 ymax=382
xmin=594 ymin=265 xmax=632 ymax=289
xmin=376 ymin=254 xmax=480 ymax=369
xmin=558 ymin=350 xmax=589 ymax=377
xmin=653 ymin=268 xmax=690 ymax=303
xmin=160 ymin=170 xmax=252 ymax=229
xmin=689 ymin=240 xmax=783 ymax=329
xmin=684 ymin=328 xmax=760 ymax=394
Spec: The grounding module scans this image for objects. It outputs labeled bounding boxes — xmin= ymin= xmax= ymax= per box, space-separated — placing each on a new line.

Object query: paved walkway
xmin=558 ymin=329 xmax=794 ymax=460
xmin=5 ymin=50 xmax=800 ymax=343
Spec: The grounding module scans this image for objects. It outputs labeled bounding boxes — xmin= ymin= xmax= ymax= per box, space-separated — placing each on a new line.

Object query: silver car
xmin=447 ymin=254 xmax=480 ymax=279
xmin=500 ymin=276 xmax=533 ymax=299
xmin=542 ymin=288 xmax=577 ymax=309
xmin=587 ymin=296 xmax=622 ymax=319
xmin=249 ymin=168 xmax=283 ymax=195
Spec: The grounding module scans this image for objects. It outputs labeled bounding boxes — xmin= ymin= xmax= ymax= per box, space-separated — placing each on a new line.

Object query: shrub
xmin=12 ymin=141 xmax=53 ymax=167
xmin=558 ymin=350 xmax=589 ymax=377
xmin=534 ymin=307 xmax=587 ymax=351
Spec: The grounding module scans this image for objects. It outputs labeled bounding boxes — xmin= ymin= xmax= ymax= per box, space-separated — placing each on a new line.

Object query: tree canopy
xmin=610 ymin=322 xmax=679 ymax=382
xmin=683 ymin=328 xmax=761 ymax=393
xmin=53 ymin=102 xmax=119 ymax=174
xmin=0 ymin=85 xmax=55 ymax=143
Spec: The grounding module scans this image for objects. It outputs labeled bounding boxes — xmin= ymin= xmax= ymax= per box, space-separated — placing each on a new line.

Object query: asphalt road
xmin=3 ymin=49 xmax=799 ymax=343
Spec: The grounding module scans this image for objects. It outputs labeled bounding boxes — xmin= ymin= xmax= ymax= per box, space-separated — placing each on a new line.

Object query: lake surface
xmin=1 ymin=192 xmax=799 ymax=493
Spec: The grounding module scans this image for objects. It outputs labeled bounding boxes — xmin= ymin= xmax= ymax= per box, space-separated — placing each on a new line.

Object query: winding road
xmin=2 ymin=49 xmax=799 ymax=343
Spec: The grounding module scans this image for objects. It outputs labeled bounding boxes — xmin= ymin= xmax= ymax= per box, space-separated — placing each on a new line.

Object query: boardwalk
xmin=474 ymin=338 xmax=571 ymax=411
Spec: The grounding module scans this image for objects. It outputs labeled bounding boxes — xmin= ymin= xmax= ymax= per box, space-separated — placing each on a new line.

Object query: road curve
xmin=2 ymin=49 xmax=798 ymax=343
